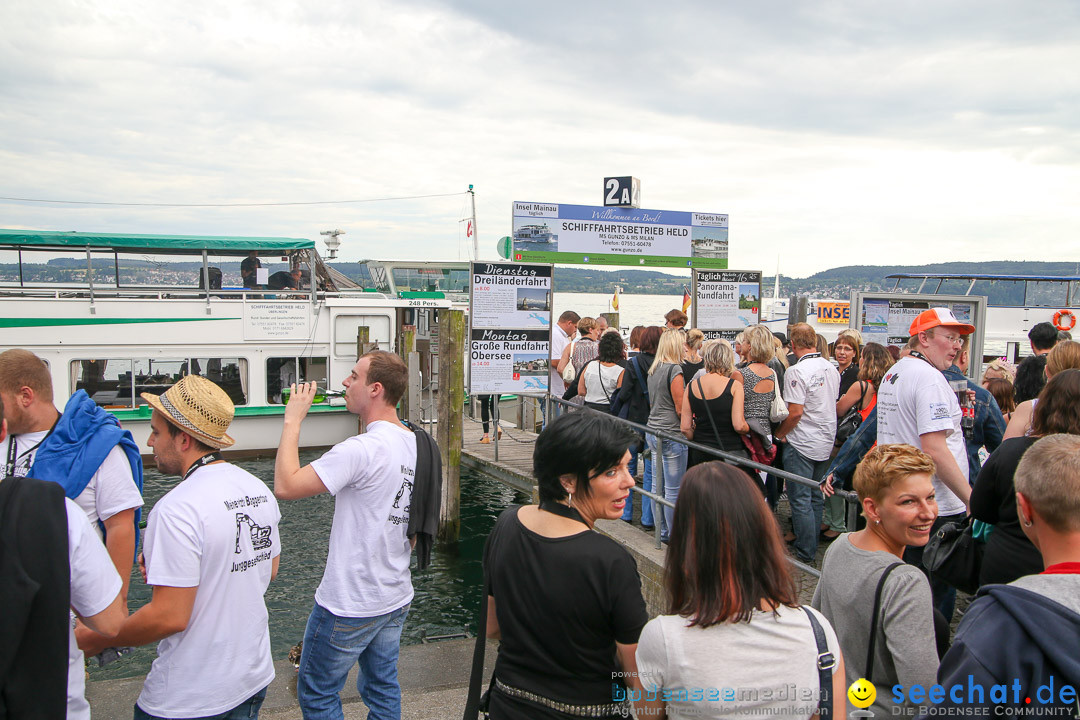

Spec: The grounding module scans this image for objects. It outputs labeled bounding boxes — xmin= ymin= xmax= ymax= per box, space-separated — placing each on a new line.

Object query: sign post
xmin=692 ymin=270 xmax=763 ymax=340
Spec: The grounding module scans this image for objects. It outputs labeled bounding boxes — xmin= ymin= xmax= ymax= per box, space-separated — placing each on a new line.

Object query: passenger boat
xmin=0 ymin=229 xmax=450 ymax=456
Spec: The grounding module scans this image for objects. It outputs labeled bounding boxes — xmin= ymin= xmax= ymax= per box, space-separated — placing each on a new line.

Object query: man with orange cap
xmin=876 ymin=307 xmax=974 ymax=621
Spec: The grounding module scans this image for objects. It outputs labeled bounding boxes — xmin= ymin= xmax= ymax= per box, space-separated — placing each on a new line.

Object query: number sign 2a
xmin=603 ymin=176 xmax=641 ymax=208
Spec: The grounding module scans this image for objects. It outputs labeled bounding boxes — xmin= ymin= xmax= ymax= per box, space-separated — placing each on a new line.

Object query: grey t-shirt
xmin=1010 ymin=574 xmax=1080 ymax=615
xmin=811 ymin=534 xmax=939 ymax=717
xmin=647 ymin=362 xmax=683 ymax=433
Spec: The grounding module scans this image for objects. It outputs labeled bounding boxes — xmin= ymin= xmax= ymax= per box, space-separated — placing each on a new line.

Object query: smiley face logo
xmin=848 ymin=678 xmax=876 ymax=708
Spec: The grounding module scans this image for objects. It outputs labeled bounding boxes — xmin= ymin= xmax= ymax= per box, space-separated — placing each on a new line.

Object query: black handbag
xmin=832 ymin=381 xmax=867 ymax=456
xmin=923 ymin=516 xmax=983 ymax=595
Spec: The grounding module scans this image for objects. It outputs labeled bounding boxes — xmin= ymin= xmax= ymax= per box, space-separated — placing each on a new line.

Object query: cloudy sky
xmin=2 ymin=0 xmax=1079 ymax=277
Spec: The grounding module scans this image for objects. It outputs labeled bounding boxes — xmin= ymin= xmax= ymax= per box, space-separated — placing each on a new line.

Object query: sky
xmin=2 ymin=0 xmax=1080 ymax=278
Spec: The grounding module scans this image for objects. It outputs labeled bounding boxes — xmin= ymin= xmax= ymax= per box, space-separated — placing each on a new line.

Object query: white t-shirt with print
xmin=66 ymin=498 xmax=123 ymax=720
xmin=876 ymin=355 xmax=968 ymax=516
xmin=1 ymin=432 xmax=143 ymax=540
xmin=782 ymin=355 xmax=841 ymax=461
xmin=636 ymin=604 xmax=841 ymax=720
xmin=138 ymin=463 xmax=280 ymax=718
xmin=550 ymin=323 xmax=572 ymax=394
xmin=310 ymin=420 xmax=417 ymax=618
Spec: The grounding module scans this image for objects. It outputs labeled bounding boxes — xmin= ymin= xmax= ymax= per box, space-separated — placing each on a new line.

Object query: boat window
xmin=267 ymin=356 xmax=328 ymax=404
xmin=333 ymin=315 xmax=391 ymax=357
xmin=390 ymin=267 xmax=470 ymax=294
xmin=72 ymin=357 xmax=248 ymax=409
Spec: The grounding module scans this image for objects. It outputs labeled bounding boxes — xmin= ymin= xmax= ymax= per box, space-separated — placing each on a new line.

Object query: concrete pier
xmin=88 ymin=637 xmax=497 ymax=719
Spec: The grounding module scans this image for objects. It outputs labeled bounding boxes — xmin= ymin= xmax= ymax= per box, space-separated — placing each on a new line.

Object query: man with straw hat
xmin=79 ymin=374 xmax=281 ymax=720
xmin=275 ymin=349 xmax=420 ymax=720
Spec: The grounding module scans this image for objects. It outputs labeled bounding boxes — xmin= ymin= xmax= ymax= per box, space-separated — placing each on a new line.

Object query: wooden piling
xmin=437 ymin=309 xmax=465 ymax=541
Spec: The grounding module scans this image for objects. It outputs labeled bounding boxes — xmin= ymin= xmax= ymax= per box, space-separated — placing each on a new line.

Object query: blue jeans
xmin=622 ymin=436 xmax=653 ymax=525
xmin=647 ymin=433 xmax=687 ymax=542
xmin=134 ymin=688 xmax=267 ymax=720
xmin=782 ymin=444 xmax=828 ymax=564
xmin=297 ymin=602 xmax=410 ymax=720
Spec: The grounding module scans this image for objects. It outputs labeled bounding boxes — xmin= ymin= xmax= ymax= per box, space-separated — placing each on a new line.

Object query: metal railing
xmin=537 ymin=395 xmax=861 ymax=578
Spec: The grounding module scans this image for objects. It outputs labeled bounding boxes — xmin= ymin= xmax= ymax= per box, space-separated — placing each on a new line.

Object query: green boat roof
xmin=0 ymin=229 xmax=314 ymax=253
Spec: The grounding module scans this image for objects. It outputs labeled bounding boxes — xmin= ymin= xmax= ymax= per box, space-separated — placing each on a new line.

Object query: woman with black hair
xmin=577 ymin=332 xmax=626 ymax=412
xmin=636 ymin=462 xmax=846 ymax=719
xmin=483 ymin=412 xmax=648 ymax=719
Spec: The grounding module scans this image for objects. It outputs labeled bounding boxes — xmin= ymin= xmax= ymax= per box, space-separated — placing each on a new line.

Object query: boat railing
xmin=0 ymin=284 xmax=397 ymax=303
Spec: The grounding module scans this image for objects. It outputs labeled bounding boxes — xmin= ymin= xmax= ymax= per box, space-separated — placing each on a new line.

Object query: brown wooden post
xmin=437 ymin=309 xmax=465 ymax=541
xmin=399 ymin=325 xmax=415 ymax=422
xmin=355 ymin=327 xmax=373 ymax=434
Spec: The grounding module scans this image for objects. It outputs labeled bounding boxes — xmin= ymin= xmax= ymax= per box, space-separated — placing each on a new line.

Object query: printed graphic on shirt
xmin=234 ymin=513 xmax=273 ymax=553
xmin=388 ymin=464 xmax=415 ymax=526
xmin=929 ymin=402 xmax=951 ymax=421
xmin=807 ymin=372 xmax=826 ymax=391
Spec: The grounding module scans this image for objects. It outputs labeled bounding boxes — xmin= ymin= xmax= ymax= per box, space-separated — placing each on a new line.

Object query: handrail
xmin=545 ymin=395 xmax=857 ymax=578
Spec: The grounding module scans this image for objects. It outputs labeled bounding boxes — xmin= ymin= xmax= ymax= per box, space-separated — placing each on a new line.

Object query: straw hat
xmin=141 ymin=374 xmax=236 ymax=449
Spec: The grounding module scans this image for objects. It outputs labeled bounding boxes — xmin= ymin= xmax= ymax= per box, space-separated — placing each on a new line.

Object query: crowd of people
xmin=3 ymin=308 xmax=1079 ymax=719
xmin=538 ymin=309 xmax=1080 ymax=717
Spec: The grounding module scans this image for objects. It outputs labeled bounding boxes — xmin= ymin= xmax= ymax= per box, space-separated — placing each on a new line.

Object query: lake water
xmin=90 ymin=459 xmax=529 ymax=681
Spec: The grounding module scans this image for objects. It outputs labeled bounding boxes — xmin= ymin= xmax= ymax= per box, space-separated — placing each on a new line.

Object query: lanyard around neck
xmin=4 ymin=416 xmax=59 ymax=479
xmin=182 ymin=452 xmax=223 ymax=482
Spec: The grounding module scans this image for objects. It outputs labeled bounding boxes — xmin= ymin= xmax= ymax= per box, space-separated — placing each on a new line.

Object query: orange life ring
xmin=1053 ymin=309 xmax=1077 ymax=332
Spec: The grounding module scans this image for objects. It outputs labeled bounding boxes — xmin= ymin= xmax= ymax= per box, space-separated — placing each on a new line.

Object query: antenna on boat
xmin=468 ymin=184 xmax=478 ymax=261
xmin=320 ymin=229 xmax=345 ymax=259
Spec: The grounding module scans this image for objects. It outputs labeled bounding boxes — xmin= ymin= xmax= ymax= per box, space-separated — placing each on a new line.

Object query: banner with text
xmin=858 ymin=299 xmax=976 ymax=346
xmin=816 ymin=301 xmax=850 ymax=324
xmin=511 ymin=201 xmax=728 ymax=268
xmin=469 ymin=261 xmax=552 ymax=394
xmin=693 ymin=270 xmax=762 ymax=335
xmin=469 ymin=328 xmax=551 ymax=394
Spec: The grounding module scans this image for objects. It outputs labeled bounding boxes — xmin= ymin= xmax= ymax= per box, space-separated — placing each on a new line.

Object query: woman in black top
xmin=483 ymin=412 xmax=648 ymax=719
xmin=972 ymin=369 xmax=1080 ymax=586
xmin=681 ymin=328 xmax=705 ymax=385
xmin=680 ymin=340 xmax=750 ymax=470
xmin=833 ymin=331 xmax=861 ymax=399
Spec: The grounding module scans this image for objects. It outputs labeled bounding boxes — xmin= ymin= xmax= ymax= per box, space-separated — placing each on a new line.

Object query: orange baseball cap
xmin=909 ymin=307 xmax=975 ymax=337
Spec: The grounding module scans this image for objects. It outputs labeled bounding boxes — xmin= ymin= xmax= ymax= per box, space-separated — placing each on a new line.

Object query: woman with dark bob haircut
xmin=636 ymin=462 xmax=846 ymax=719
xmin=483 ymin=412 xmax=648 ymax=718
xmin=577 ymin=331 xmax=627 ymax=412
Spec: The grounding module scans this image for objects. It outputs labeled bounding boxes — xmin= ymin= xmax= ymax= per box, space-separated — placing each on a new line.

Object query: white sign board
xmin=850 ymin=292 xmax=987 ymax=380
xmin=244 ymin=302 xmax=311 ymax=341
xmin=511 ymin=201 xmax=728 ymax=268
xmin=470 ymin=263 xmax=552 ymax=330
xmin=470 ymin=328 xmax=551 ymax=394
xmin=693 ymin=270 xmax=763 ymax=338
xmin=469 ymin=261 xmax=552 ymax=395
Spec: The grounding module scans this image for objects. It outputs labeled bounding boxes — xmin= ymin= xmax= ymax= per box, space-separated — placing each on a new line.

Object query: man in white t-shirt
xmin=774 ymin=323 xmax=841 ymax=565
xmin=876 ymin=307 xmax=973 ymax=621
xmin=276 ymin=350 xmax=417 ymax=720
xmin=0 ymin=349 xmax=143 ymax=603
xmin=0 ymin=402 xmax=126 ymax=720
xmin=549 ymin=310 xmax=580 ymax=400
xmin=78 ymin=375 xmax=281 ymax=720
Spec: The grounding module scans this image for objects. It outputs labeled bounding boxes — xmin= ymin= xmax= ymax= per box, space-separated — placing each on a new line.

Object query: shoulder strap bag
xmin=632 ymin=356 xmax=649 ymax=401
xmin=769 ymin=368 xmax=789 ymax=423
xmin=923 ymin=515 xmax=982 ymax=595
xmin=561 ymin=341 xmax=578 ymax=384
xmin=802 ymin=607 xmax=836 ymax=720
xmin=865 ymin=562 xmax=904 ymax=685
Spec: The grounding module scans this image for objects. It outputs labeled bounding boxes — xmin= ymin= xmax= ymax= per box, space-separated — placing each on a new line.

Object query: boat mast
xmin=469 ymin=184 xmax=478 ymax=261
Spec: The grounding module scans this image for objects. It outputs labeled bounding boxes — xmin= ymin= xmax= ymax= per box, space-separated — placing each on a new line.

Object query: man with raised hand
xmin=80 ymin=374 xmax=281 ymax=720
xmin=275 ymin=350 xmax=418 ymax=720
xmin=877 ymin=308 xmax=973 ymax=621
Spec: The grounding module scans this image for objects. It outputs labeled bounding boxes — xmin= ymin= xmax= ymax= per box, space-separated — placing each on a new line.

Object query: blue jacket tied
xmin=29 ymin=391 xmax=144 ymax=545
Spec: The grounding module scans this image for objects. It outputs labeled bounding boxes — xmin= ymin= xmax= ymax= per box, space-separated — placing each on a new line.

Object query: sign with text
xmin=511 ymin=201 xmax=728 ymax=268
xmin=469 ymin=262 xmax=552 ymax=330
xmin=243 ymin=302 xmax=311 ymax=341
xmin=850 ymin=292 xmax=987 ymax=381
xmin=469 ymin=328 xmax=551 ymax=394
xmin=816 ymin=301 xmax=850 ymax=324
xmin=692 ymin=270 xmax=762 ymax=335
xmin=469 ymin=261 xmax=552 ymax=394
xmin=603 ymin=176 xmax=641 ymax=208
